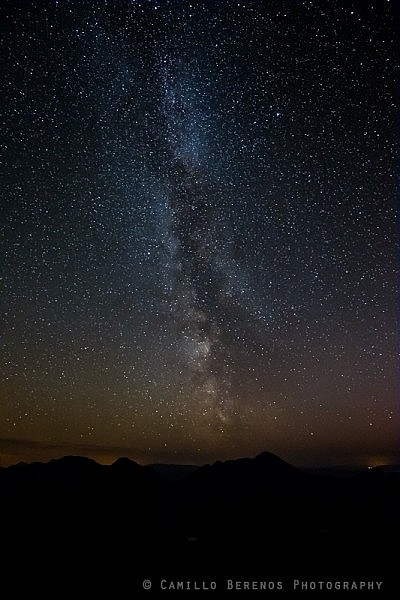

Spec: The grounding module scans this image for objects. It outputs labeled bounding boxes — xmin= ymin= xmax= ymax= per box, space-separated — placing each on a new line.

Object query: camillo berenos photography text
xmin=142 ymin=578 xmax=384 ymax=592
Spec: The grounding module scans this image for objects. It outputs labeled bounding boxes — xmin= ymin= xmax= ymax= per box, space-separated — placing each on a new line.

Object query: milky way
xmin=0 ymin=0 xmax=397 ymax=466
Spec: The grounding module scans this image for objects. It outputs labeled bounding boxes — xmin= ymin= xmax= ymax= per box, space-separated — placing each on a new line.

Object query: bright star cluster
xmin=0 ymin=0 xmax=397 ymax=466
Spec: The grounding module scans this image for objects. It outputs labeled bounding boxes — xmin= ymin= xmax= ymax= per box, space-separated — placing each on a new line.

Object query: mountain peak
xmin=111 ymin=457 xmax=140 ymax=470
xmin=254 ymin=451 xmax=282 ymax=462
xmin=253 ymin=451 xmax=300 ymax=474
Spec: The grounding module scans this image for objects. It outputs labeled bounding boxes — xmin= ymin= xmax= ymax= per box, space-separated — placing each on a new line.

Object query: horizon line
xmin=0 ymin=436 xmax=398 ymax=470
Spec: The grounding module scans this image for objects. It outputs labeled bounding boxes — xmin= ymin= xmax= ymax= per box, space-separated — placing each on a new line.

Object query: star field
xmin=0 ymin=0 xmax=397 ymax=466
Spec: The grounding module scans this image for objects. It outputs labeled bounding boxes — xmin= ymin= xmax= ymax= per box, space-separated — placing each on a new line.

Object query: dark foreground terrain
xmin=1 ymin=452 xmax=399 ymax=597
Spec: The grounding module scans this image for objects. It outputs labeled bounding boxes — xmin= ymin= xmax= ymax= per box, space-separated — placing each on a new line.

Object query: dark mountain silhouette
xmin=111 ymin=455 xmax=162 ymax=483
xmin=305 ymin=465 xmax=364 ymax=478
xmin=1 ymin=452 xmax=399 ymax=597
xmin=150 ymin=463 xmax=198 ymax=481
xmin=111 ymin=455 xmax=140 ymax=470
xmin=183 ymin=451 xmax=309 ymax=490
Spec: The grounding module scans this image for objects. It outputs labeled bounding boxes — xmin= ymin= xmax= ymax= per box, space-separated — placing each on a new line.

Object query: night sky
xmin=0 ymin=0 xmax=398 ymax=467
